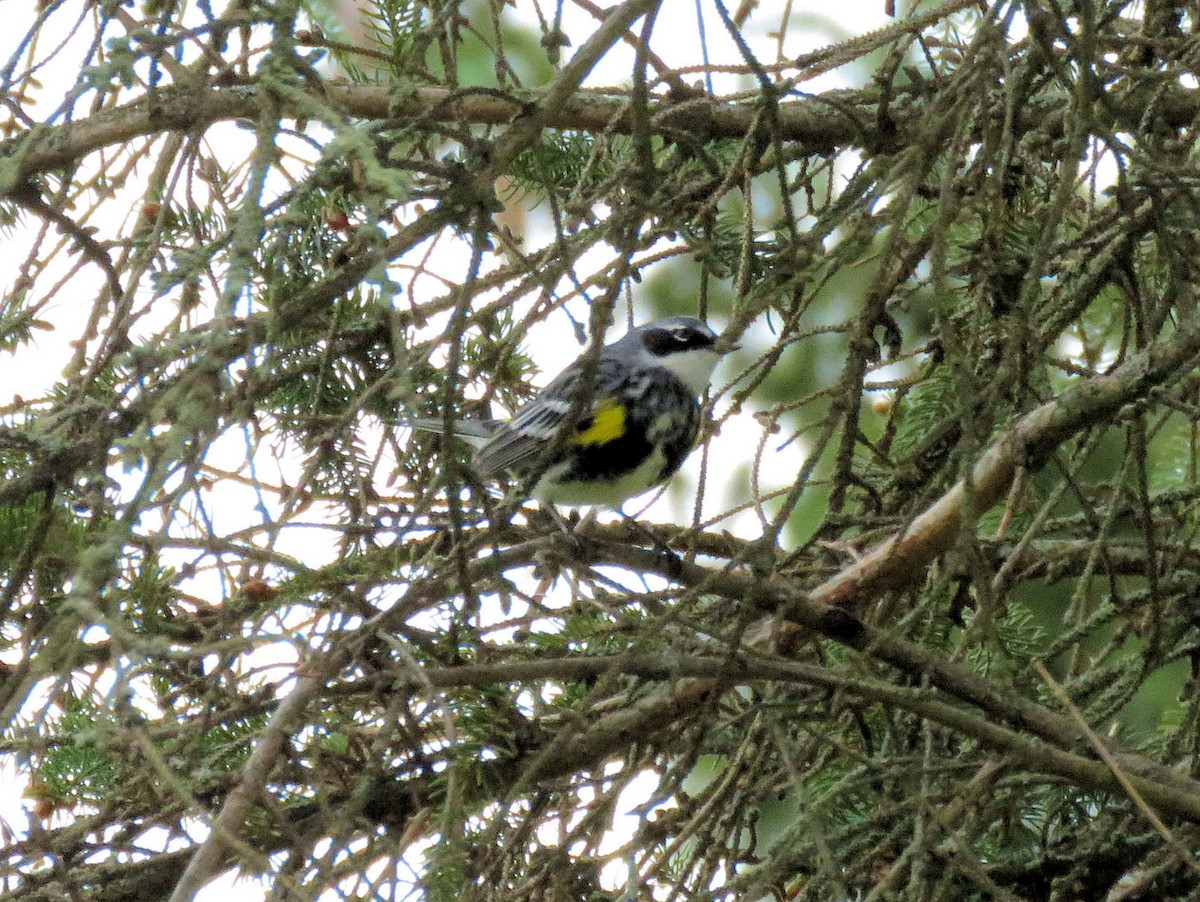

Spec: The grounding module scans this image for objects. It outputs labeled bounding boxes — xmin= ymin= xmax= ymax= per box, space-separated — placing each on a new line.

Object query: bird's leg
xmin=527 ymin=506 xmax=589 ymax=588
xmin=542 ymin=505 xmax=590 ymax=563
xmin=618 ymin=511 xmax=683 ymax=580
xmin=572 ymin=507 xmax=599 ymax=534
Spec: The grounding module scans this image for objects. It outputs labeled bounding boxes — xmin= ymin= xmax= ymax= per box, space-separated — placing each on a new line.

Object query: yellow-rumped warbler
xmin=406 ymin=316 xmax=728 ymax=507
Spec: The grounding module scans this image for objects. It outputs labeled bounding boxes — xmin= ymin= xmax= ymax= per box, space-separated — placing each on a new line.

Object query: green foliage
xmin=507 ymin=132 xmax=623 ymax=199
xmin=886 ymin=358 xmax=963 ymax=464
xmin=30 ymin=702 xmax=117 ymax=809
xmin=0 ymin=498 xmax=87 ymax=602
xmin=356 ymin=0 xmax=425 ymax=81
xmin=962 ymin=603 xmax=1045 ymax=676
xmin=0 ymin=302 xmax=51 ymax=354
xmin=194 ymin=716 xmax=268 ymax=776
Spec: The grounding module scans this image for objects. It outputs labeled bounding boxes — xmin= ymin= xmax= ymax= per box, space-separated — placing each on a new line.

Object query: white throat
xmin=658 ymin=348 xmax=721 ymax=395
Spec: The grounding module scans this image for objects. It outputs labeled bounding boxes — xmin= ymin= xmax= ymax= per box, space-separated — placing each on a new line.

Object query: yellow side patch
xmin=571 ymin=398 xmax=626 ymax=446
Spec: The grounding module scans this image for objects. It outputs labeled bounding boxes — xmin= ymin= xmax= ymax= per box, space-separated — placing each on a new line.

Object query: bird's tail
xmin=400 ymin=417 xmax=500 ymax=448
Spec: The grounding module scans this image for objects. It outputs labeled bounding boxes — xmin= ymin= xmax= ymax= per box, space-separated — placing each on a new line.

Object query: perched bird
xmin=406 ymin=316 xmax=727 ymax=507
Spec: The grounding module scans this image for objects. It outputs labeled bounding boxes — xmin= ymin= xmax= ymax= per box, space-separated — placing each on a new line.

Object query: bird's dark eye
xmin=643 ymin=325 xmax=716 ymax=356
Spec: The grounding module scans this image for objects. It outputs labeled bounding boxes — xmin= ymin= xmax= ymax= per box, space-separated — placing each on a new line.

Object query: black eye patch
xmin=642 ymin=326 xmax=716 ymax=356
